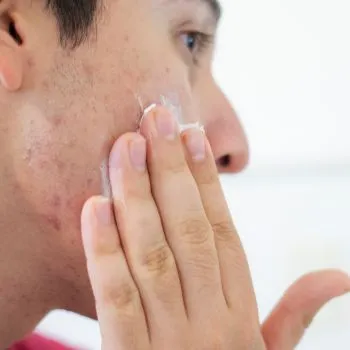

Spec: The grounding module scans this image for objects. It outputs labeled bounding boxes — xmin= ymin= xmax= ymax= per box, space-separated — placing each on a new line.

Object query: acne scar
xmin=52 ymin=114 xmax=63 ymax=127
xmin=27 ymin=57 xmax=35 ymax=69
xmin=56 ymin=160 xmax=66 ymax=172
xmin=82 ymin=63 xmax=94 ymax=77
xmin=50 ymin=194 xmax=61 ymax=208
xmin=44 ymin=214 xmax=62 ymax=232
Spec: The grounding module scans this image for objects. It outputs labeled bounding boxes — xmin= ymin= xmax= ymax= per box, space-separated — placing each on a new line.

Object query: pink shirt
xmin=9 ymin=333 xmax=76 ymax=350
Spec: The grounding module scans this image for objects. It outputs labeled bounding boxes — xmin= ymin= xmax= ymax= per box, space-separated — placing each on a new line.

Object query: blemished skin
xmin=0 ymin=0 xmax=349 ymax=349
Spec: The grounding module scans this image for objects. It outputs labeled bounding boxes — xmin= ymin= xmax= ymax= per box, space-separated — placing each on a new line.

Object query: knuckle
xmin=133 ymin=207 xmax=157 ymax=233
xmin=198 ymin=170 xmax=219 ymax=186
xmin=155 ymin=150 xmax=187 ymax=175
xmin=101 ymin=282 xmax=139 ymax=311
xmin=212 ymin=220 xmax=234 ymax=243
xmin=125 ymin=184 xmax=151 ymax=203
xmin=164 ymin=158 xmax=188 ymax=175
xmin=178 ymin=218 xmax=211 ymax=245
xmin=94 ymin=236 xmax=121 ymax=257
xmin=141 ymin=243 xmax=174 ymax=277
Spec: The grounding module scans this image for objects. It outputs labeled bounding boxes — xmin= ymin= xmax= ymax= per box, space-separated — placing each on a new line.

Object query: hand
xmin=81 ymin=106 xmax=350 ymax=350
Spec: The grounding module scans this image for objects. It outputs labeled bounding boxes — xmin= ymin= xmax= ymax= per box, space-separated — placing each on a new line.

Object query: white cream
xmin=101 ymin=93 xmax=204 ymax=197
xmin=138 ymin=94 xmax=204 ymax=133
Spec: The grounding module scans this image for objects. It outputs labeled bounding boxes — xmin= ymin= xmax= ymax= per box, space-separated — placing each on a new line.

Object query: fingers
xmin=139 ymin=107 xmax=226 ymax=317
xmin=182 ymin=128 xmax=257 ymax=310
xmin=261 ymin=269 xmax=350 ymax=350
xmin=81 ymin=197 xmax=150 ymax=350
xmin=108 ymin=132 xmax=188 ymax=345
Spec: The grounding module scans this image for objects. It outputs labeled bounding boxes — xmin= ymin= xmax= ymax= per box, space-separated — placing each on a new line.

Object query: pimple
xmin=86 ymin=178 xmax=93 ymax=187
xmin=83 ymin=63 xmax=94 ymax=76
xmin=27 ymin=57 xmax=35 ymax=68
xmin=42 ymin=80 xmax=50 ymax=90
xmin=56 ymin=159 xmax=66 ymax=172
xmin=52 ymin=114 xmax=63 ymax=127
xmin=64 ymin=180 xmax=70 ymax=192
xmin=66 ymin=198 xmax=73 ymax=208
xmin=45 ymin=214 xmax=62 ymax=231
xmin=38 ymin=159 xmax=49 ymax=170
xmin=67 ymin=139 xmax=76 ymax=148
xmin=50 ymin=194 xmax=61 ymax=208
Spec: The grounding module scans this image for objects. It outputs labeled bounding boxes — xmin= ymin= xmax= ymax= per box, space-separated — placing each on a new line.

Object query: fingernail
xmin=109 ymin=141 xmax=125 ymax=203
xmin=94 ymin=198 xmax=113 ymax=226
xmin=129 ymin=137 xmax=146 ymax=171
xmin=110 ymin=141 xmax=122 ymax=170
xmin=185 ymin=128 xmax=206 ymax=162
xmin=155 ymin=109 xmax=177 ymax=140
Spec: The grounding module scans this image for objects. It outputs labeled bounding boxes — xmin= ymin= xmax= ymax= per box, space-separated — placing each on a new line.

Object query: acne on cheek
xmin=17 ymin=96 xmax=143 ymax=233
xmin=24 ymin=163 xmax=99 ymax=234
xmin=42 ymin=186 xmax=93 ymax=233
xmin=15 ymin=111 xmax=99 ymax=234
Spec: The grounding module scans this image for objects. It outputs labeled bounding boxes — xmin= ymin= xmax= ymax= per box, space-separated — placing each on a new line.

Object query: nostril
xmin=217 ymin=154 xmax=231 ymax=168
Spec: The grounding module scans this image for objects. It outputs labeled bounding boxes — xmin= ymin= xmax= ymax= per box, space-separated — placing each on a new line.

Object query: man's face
xmin=0 ymin=0 xmax=248 ymax=316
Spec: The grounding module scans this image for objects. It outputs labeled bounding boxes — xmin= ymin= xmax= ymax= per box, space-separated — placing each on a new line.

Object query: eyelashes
xmin=181 ymin=31 xmax=214 ymax=65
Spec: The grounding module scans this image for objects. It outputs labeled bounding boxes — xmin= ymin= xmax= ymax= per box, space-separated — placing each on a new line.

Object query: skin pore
xmin=0 ymin=0 xmax=249 ymax=346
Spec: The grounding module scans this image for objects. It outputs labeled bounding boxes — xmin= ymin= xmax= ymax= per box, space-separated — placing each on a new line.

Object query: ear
xmin=0 ymin=4 xmax=24 ymax=92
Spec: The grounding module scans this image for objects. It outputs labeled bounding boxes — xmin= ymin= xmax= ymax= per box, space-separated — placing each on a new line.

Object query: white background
xmin=36 ymin=0 xmax=350 ymax=349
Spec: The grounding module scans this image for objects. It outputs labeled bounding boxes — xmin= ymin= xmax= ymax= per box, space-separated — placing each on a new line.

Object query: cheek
xmin=122 ymin=61 xmax=194 ymax=119
xmin=12 ymin=108 xmax=107 ymax=236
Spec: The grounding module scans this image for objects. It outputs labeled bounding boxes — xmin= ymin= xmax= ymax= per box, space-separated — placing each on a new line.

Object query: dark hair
xmin=46 ymin=0 xmax=99 ymax=48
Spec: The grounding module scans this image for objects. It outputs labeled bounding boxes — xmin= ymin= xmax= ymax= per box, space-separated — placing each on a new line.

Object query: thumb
xmin=261 ymin=269 xmax=350 ymax=350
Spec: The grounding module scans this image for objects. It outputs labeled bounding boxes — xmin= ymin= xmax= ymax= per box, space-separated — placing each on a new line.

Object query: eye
xmin=182 ymin=32 xmax=198 ymax=52
xmin=180 ymin=31 xmax=213 ymax=55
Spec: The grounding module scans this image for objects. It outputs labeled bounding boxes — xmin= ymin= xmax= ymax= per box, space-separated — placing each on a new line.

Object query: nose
xmin=202 ymin=88 xmax=250 ymax=174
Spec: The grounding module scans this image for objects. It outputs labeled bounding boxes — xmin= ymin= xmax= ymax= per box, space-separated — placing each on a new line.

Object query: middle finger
xmin=140 ymin=106 xmax=226 ymax=316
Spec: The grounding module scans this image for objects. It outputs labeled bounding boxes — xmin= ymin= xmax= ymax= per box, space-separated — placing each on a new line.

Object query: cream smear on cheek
xmin=99 ymin=93 xmax=204 ymax=198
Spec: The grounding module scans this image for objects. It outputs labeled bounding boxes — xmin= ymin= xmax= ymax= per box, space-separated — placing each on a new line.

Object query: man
xmin=1 ymin=0 xmax=349 ymax=349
